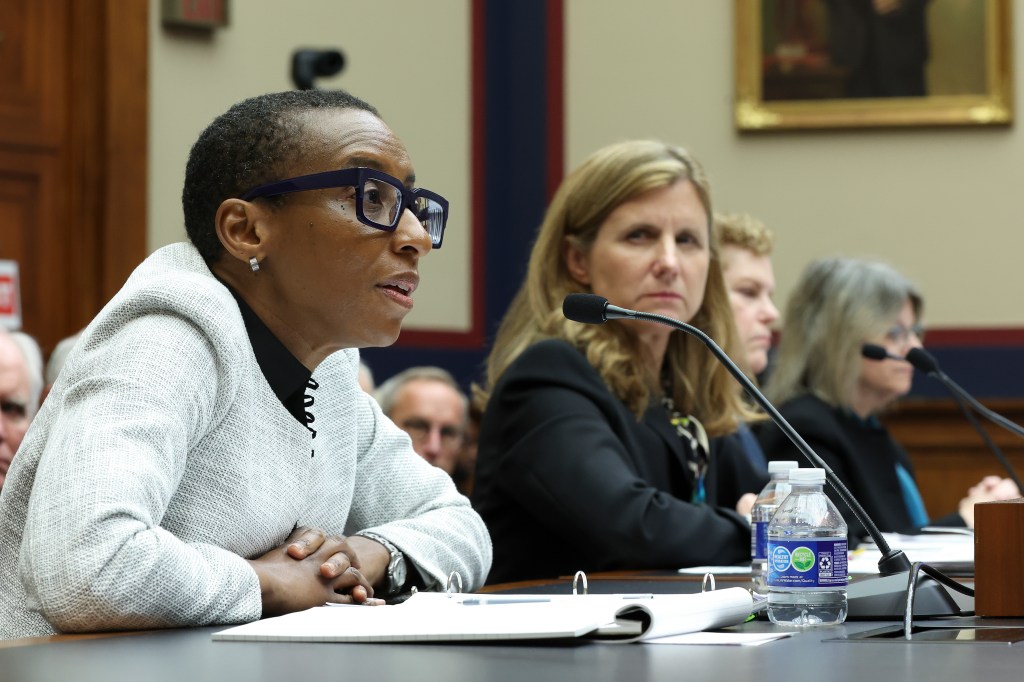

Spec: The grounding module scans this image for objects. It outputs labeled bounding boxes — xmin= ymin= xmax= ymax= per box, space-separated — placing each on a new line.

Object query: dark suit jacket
xmin=756 ymin=393 xmax=963 ymax=542
xmin=472 ymin=339 xmax=767 ymax=585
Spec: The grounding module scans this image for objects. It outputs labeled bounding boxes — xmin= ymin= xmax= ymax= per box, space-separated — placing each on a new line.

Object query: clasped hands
xmin=247 ymin=527 xmax=391 ymax=617
xmin=959 ymin=475 xmax=1021 ymax=528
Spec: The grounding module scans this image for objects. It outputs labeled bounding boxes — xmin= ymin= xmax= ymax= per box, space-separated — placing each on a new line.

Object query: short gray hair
xmin=766 ymin=257 xmax=922 ymax=408
xmin=375 ymin=366 xmax=468 ymax=418
xmin=8 ymin=331 xmax=44 ymax=418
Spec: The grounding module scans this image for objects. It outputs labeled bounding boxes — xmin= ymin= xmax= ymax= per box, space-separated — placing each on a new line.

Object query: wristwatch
xmin=358 ymin=532 xmax=407 ymax=596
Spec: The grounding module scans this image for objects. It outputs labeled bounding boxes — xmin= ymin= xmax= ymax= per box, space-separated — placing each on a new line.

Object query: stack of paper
xmin=849 ymin=530 xmax=974 ymax=574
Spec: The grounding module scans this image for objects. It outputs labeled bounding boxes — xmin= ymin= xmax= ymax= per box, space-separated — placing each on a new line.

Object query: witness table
xmin=2 ymin=572 xmax=1019 ymax=682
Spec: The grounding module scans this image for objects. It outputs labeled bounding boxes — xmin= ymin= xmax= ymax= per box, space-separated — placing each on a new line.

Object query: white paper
xmin=677 ymin=565 xmax=752 ymax=575
xmin=850 ymin=532 xmax=973 ymax=574
xmin=644 ymin=631 xmax=793 ymax=646
xmin=594 ymin=589 xmax=756 ymax=643
xmin=212 ymin=588 xmax=754 ymax=644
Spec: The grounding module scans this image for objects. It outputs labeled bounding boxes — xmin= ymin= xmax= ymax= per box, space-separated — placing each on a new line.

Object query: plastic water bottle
xmin=767 ymin=468 xmax=848 ymax=627
xmin=750 ymin=460 xmax=798 ymax=595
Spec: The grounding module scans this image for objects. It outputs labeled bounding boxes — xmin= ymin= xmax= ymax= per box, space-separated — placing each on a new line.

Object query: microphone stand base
xmin=846 ymin=572 xmax=962 ymax=620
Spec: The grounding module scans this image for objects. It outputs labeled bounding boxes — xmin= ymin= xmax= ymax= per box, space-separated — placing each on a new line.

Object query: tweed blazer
xmin=0 ymin=243 xmax=491 ymax=639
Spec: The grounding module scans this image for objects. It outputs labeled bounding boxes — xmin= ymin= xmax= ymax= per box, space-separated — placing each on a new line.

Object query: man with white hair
xmin=0 ymin=329 xmax=43 ymax=489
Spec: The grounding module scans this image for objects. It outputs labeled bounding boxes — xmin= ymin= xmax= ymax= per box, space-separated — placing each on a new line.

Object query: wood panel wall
xmin=0 ymin=0 xmax=147 ymax=356
xmin=883 ymin=399 xmax=1024 ymax=520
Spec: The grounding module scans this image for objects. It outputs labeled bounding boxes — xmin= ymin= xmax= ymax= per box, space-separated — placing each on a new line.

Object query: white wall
xmin=566 ymin=0 xmax=1022 ymax=328
xmin=149 ymin=0 xmax=472 ymax=331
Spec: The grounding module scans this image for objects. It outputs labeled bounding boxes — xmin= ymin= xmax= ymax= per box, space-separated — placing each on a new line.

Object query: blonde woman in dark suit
xmin=472 ymin=141 xmax=766 ymax=584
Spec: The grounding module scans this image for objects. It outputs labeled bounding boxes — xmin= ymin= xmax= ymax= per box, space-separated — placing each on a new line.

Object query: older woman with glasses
xmin=0 ymin=89 xmax=490 ymax=639
xmin=758 ymin=257 xmax=1017 ymax=541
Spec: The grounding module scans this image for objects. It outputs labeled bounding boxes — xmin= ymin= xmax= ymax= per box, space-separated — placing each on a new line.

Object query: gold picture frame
xmin=735 ymin=0 xmax=1013 ymax=131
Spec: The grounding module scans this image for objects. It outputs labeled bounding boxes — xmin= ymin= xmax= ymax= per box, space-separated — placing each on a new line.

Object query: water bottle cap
xmin=788 ymin=468 xmax=826 ymax=484
xmin=767 ymin=460 xmax=799 ymax=475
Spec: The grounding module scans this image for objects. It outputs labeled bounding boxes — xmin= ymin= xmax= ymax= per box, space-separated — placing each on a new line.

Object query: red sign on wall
xmin=0 ymin=260 xmax=22 ymax=330
xmin=161 ymin=0 xmax=229 ymax=29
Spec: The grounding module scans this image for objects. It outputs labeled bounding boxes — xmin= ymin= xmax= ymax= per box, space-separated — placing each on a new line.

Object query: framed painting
xmin=734 ymin=0 xmax=1013 ymax=130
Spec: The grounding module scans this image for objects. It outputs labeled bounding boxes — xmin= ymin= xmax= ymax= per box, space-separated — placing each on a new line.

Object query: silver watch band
xmin=356 ymin=531 xmax=406 ymax=595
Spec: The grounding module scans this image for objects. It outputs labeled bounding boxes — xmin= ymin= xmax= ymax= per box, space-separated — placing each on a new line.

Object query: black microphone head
xmin=861 ymin=344 xmax=891 ymax=361
xmin=562 ymin=293 xmax=609 ymax=325
xmin=906 ymin=347 xmax=940 ymax=374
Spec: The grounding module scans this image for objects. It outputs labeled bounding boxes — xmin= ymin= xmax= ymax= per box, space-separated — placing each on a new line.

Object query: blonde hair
xmin=766 ymin=257 xmax=923 ymax=408
xmin=715 ymin=212 xmax=774 ymax=257
xmin=477 ymin=140 xmax=758 ymax=436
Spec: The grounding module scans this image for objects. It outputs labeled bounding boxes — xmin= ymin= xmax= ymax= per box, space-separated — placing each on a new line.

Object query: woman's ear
xmin=215 ymin=198 xmax=265 ymax=265
xmin=563 ymin=237 xmax=591 ymax=286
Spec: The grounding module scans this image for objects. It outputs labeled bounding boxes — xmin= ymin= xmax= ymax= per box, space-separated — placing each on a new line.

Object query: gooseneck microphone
xmin=906 ymin=347 xmax=1024 ymax=441
xmin=862 ymin=343 xmax=1024 ymax=493
xmin=565 ymin=294 xmax=908 ymax=573
xmin=565 ymin=293 xmax=963 ymax=619
xmin=860 ymin=344 xmax=901 ymax=362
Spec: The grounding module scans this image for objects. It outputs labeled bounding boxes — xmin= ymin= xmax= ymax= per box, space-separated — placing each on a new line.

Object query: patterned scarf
xmin=662 ymin=390 xmax=710 ymax=504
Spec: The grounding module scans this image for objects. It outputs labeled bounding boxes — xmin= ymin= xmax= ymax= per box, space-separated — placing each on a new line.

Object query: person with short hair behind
xmin=715 ymin=212 xmax=780 ymax=471
xmin=0 ymin=89 xmax=491 ymax=639
xmin=41 ymin=329 xmax=83 ymax=405
xmin=759 ymin=257 xmax=1018 ymax=540
xmin=375 ymin=366 xmax=468 ymax=476
xmin=715 ymin=212 xmax=779 ymax=378
xmin=473 ymin=140 xmax=767 ymax=584
xmin=0 ymin=329 xmax=42 ymax=489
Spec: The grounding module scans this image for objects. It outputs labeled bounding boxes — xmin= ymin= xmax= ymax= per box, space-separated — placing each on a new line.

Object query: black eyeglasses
xmin=240 ymin=167 xmax=449 ymax=249
xmin=401 ymin=418 xmax=464 ymax=449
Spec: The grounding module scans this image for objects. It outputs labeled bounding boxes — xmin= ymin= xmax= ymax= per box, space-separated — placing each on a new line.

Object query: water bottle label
xmin=752 ymin=521 xmax=769 ymax=560
xmin=767 ymin=539 xmax=848 ymax=588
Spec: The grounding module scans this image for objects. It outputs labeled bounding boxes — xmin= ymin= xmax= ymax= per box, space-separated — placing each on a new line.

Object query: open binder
xmin=212 ymin=586 xmax=756 ymax=644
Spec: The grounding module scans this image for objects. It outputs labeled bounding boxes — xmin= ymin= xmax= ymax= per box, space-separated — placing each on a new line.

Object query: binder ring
xmin=572 ymin=570 xmax=588 ymax=596
xmin=701 ymin=572 xmax=716 ymax=592
xmin=446 ymin=571 xmax=463 ymax=595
